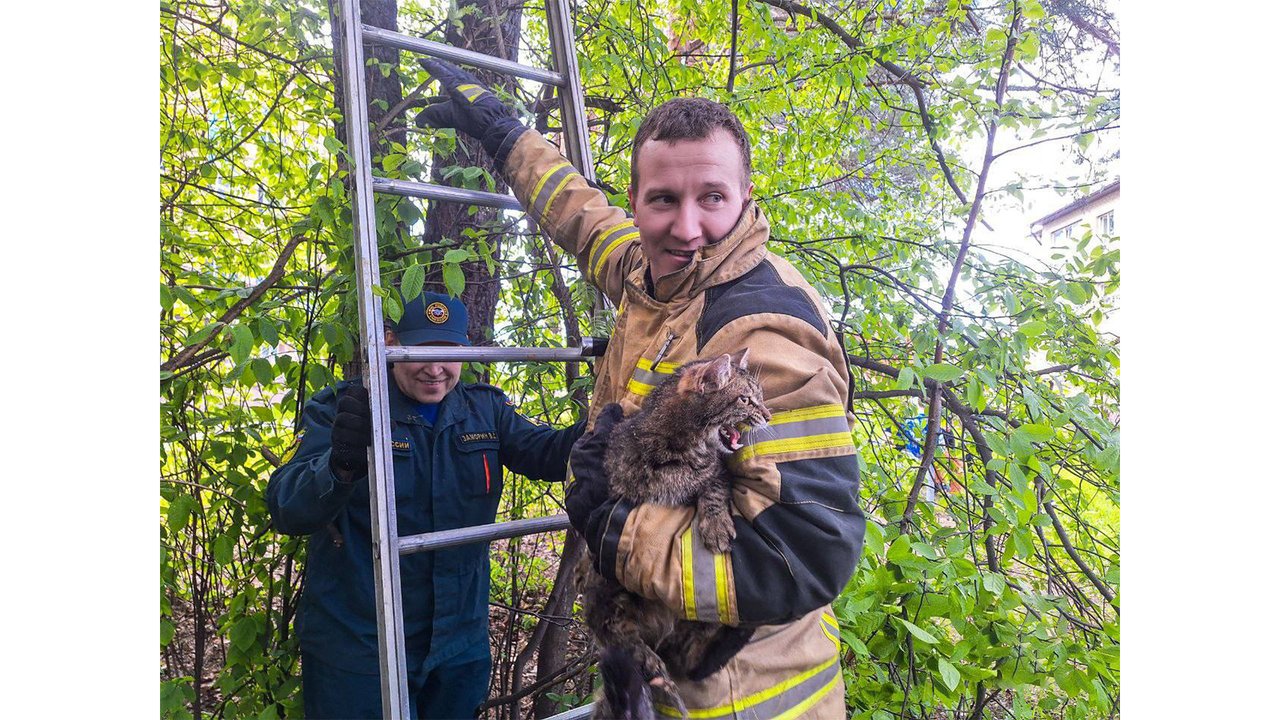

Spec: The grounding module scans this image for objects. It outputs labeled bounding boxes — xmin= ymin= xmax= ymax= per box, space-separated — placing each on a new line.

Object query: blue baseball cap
xmin=391 ymin=291 xmax=471 ymax=346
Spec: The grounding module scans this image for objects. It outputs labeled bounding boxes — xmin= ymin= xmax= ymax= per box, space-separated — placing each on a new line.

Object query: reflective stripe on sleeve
xmin=655 ymin=653 xmax=841 ymax=719
xmin=680 ymin=524 xmax=733 ymax=624
xmin=734 ymin=403 xmax=855 ymax=461
xmin=589 ymin=221 xmax=640 ymax=283
xmin=528 ymin=162 xmax=577 ymax=224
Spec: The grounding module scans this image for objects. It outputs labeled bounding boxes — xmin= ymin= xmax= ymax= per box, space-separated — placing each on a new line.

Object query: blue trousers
xmin=302 ymin=651 xmax=490 ymax=719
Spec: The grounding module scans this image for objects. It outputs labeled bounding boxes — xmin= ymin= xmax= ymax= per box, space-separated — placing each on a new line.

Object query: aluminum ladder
xmin=332 ymin=0 xmax=598 ymax=717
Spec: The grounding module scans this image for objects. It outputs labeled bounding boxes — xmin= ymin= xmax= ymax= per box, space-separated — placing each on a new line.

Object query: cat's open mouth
xmin=719 ymin=426 xmax=744 ymax=452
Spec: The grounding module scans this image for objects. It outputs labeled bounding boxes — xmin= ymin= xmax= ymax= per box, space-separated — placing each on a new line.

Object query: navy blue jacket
xmin=267 ymin=378 xmax=583 ymax=673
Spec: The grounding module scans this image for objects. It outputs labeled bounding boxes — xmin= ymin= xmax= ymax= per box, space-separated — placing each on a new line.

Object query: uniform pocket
xmin=390 ymin=433 xmax=417 ymax=502
xmin=453 ymin=432 xmax=501 ymax=497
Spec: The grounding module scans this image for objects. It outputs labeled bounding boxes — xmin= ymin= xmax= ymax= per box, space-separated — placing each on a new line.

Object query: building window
xmin=1050 ymin=220 xmax=1079 ymax=244
xmin=1096 ymin=210 xmax=1115 ymax=236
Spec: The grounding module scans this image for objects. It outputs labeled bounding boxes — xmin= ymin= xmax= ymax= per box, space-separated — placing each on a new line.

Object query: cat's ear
xmin=703 ymin=354 xmax=734 ymax=391
xmin=677 ymin=355 xmax=733 ymax=394
xmin=729 ymin=347 xmax=750 ymax=371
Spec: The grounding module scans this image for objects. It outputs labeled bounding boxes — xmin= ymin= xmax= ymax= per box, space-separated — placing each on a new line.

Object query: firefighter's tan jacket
xmin=504 ymin=130 xmax=866 ymax=718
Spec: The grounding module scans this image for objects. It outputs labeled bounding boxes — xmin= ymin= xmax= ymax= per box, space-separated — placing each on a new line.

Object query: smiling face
xmin=386 ymin=330 xmax=463 ymax=404
xmin=628 ymin=129 xmax=754 ymax=280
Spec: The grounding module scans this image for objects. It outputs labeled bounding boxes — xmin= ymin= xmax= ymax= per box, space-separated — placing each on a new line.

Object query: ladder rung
xmin=361 ymin=24 xmax=566 ymax=87
xmin=542 ymin=703 xmax=595 ymax=720
xmin=399 ymin=514 xmax=572 ymax=555
xmin=372 ymin=177 xmax=523 ymax=211
xmin=386 ymin=340 xmax=607 ymax=363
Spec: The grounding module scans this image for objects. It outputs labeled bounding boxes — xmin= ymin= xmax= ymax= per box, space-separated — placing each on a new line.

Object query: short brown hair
xmin=630 ymin=98 xmax=752 ymax=189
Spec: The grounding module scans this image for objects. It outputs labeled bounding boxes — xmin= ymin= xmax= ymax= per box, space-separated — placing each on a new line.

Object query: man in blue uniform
xmin=267 ymin=291 xmax=584 ymax=719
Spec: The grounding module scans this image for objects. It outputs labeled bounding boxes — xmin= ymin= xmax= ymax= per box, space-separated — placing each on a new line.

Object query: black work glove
xmin=415 ymin=59 xmax=526 ymax=168
xmin=329 ymin=384 xmax=372 ymax=478
xmin=566 ymin=404 xmax=631 ymax=573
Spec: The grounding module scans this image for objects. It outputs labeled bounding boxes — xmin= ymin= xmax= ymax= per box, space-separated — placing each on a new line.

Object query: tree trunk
xmin=421 ymin=0 xmax=523 ymax=358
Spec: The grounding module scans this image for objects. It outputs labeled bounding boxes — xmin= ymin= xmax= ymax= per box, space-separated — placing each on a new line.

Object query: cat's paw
xmin=698 ymin=514 xmax=736 ymax=553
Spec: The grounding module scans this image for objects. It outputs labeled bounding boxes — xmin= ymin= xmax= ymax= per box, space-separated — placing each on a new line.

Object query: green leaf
xmin=256 ymin=317 xmax=278 ymax=347
xmin=251 ymin=358 xmax=275 ymax=385
xmin=230 ymin=616 xmax=257 ymax=651
xmin=895 ymin=617 xmax=939 ymax=644
xmin=166 ymin=495 xmax=197 ymax=532
xmin=1017 ymin=320 xmax=1047 ymax=338
xmin=183 ymin=322 xmax=224 ymax=348
xmin=922 ymin=363 xmax=964 ymax=382
xmin=1065 ymin=282 xmax=1092 ymax=304
xmin=230 ymin=324 xmax=253 ymax=365
xmin=161 ymin=619 xmax=175 ymax=647
xmin=969 ymin=376 xmax=988 ymax=412
xmin=938 ymin=658 xmax=961 ymax=692
xmin=384 ymin=293 xmax=403 ymax=324
xmin=396 ymin=199 xmax=422 ymax=225
xmin=401 ymin=264 xmax=425 ymax=303
xmin=981 ymin=571 xmax=1006 ymax=596
xmin=213 ymin=533 xmax=235 ymax=565
xmin=1022 ymin=387 xmax=1043 ymax=420
xmin=1017 ymin=423 xmax=1055 ymax=442
xmin=160 ymin=680 xmax=193 ymax=715
xmin=442 ymin=262 xmax=465 ymax=296
xmin=894 ymin=366 xmax=916 ymax=391
xmin=840 ymin=629 xmax=869 ymax=657
xmin=322 ymin=135 xmax=342 ymax=155
xmin=381 ymin=153 xmax=405 ymax=172
xmin=442 ymin=248 xmax=471 ymax=264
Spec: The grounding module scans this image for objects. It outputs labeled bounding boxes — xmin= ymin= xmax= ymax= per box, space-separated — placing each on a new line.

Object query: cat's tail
xmin=597 ymin=647 xmax=657 ymax=720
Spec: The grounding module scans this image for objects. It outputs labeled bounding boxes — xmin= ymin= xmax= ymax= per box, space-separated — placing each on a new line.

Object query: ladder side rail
xmin=546 ymin=0 xmax=611 ymax=330
xmin=335 ymin=1 xmax=412 ymax=717
xmin=545 ymin=0 xmax=596 ymax=183
xmin=361 ymin=24 xmax=566 ymax=86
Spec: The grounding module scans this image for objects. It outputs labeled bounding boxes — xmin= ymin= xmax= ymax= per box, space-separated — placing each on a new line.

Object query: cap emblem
xmin=425 ymin=302 xmax=449 ymax=324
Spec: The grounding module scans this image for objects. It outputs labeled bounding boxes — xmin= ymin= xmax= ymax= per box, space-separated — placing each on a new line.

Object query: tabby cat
xmin=580 ymin=349 xmax=772 ymax=719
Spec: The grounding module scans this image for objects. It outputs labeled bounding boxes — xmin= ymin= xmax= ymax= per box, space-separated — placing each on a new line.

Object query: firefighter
xmin=416 ymin=61 xmax=866 ymax=718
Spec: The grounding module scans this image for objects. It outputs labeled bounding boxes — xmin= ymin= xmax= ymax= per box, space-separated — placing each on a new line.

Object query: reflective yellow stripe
xmin=456 ymin=83 xmax=486 ymax=102
xmin=681 ymin=527 xmax=698 ymax=621
xmin=714 ymin=552 xmax=731 ymax=625
xmin=589 ymin=219 xmax=636 ymax=272
xmin=656 ymin=654 xmax=841 ymax=718
xmin=591 ymin=226 xmax=639 ymax=283
xmin=626 ymin=378 xmax=655 ymax=396
xmin=770 ymin=403 xmax=847 ymax=424
xmin=734 ymin=403 xmax=854 ymax=461
xmin=627 ymin=357 xmax=681 ymax=397
xmin=820 ymin=612 xmax=839 ymax=647
xmin=637 ymin=357 xmax=681 ymax=373
xmin=772 ymin=674 xmax=842 ymax=720
xmin=543 ymin=171 xmax=577 ymax=222
xmin=737 ymin=431 xmax=855 ymax=461
xmin=529 ymin=161 xmax=571 ymax=210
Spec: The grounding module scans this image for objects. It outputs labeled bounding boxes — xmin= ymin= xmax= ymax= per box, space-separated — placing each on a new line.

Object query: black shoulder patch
xmin=696 ymin=261 xmax=827 ymax=352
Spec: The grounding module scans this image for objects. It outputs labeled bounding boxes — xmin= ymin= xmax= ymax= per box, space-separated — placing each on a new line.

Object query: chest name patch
xmin=459 ymin=432 xmax=498 ymax=444
xmin=391 ymin=440 xmax=412 ymax=452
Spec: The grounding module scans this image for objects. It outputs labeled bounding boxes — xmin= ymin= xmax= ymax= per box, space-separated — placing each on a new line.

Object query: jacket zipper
xmin=652 ymin=329 xmax=677 ymax=367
